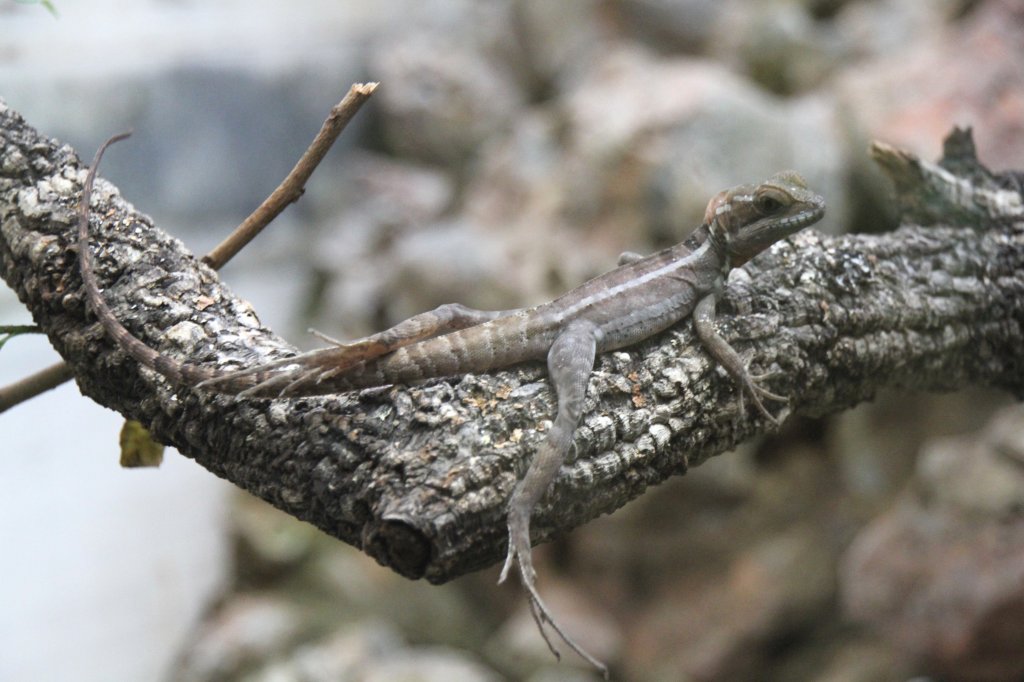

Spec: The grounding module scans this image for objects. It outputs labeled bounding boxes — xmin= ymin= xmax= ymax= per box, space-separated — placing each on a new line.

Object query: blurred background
xmin=1 ymin=0 xmax=1023 ymax=680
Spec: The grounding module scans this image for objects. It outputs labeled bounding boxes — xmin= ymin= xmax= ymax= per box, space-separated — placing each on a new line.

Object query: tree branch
xmin=2 ymin=102 xmax=1021 ymax=583
xmin=0 ymin=360 xmax=74 ymax=412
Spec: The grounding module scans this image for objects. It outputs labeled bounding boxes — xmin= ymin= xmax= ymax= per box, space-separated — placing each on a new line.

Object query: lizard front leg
xmin=498 ymin=319 xmax=608 ymax=676
xmin=693 ymin=290 xmax=786 ymax=425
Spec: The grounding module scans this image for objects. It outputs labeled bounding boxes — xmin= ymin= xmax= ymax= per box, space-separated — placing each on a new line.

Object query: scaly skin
xmin=78 ymin=135 xmax=825 ymax=676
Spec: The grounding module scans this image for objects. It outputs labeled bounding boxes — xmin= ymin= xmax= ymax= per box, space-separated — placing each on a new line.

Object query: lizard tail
xmin=79 ymin=133 xmax=265 ymax=393
xmin=80 ymin=133 xmax=191 ymax=386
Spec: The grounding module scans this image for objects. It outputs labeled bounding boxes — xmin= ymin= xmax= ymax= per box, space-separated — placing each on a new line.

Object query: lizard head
xmin=705 ymin=170 xmax=826 ymax=267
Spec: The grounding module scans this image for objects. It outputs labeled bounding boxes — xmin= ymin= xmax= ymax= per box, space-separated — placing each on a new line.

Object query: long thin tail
xmin=78 ymin=141 xmax=361 ymax=397
xmin=78 ymin=133 xmax=220 ymax=387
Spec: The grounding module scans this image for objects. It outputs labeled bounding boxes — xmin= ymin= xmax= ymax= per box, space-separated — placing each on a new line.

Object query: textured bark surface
xmin=2 ymin=102 xmax=1022 ymax=583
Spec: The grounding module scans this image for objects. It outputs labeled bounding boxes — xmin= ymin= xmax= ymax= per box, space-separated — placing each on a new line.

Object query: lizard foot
xmin=498 ymin=511 xmax=610 ymax=678
xmin=197 ymin=345 xmax=363 ymax=396
xmin=307 ymin=328 xmax=345 ymax=346
xmin=736 ymin=366 xmax=788 ymax=427
xmin=307 ymin=328 xmax=394 ymax=367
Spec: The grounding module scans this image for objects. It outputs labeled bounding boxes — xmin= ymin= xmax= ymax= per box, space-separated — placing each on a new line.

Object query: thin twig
xmin=0 ymin=361 xmax=75 ymax=413
xmin=202 ymin=81 xmax=378 ymax=269
xmin=0 ymin=82 xmax=378 ymax=413
xmin=0 ymin=324 xmax=43 ymax=351
xmin=0 ymin=324 xmax=42 ymax=336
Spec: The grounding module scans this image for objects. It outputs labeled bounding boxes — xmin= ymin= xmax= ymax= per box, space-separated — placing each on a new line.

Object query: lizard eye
xmin=754 ymin=193 xmax=786 ymax=214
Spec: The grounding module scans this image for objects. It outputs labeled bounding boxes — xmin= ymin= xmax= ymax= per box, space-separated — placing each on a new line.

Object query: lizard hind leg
xmin=198 ymin=303 xmax=523 ymax=396
xmin=309 ymin=302 xmax=523 ymax=372
xmin=498 ymin=320 xmax=609 ymax=678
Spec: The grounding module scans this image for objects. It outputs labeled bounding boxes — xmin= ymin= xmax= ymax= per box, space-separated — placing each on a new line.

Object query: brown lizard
xmin=78 ymin=134 xmax=825 ymax=676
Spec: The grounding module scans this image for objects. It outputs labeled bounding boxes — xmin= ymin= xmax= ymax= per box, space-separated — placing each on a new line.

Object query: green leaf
xmin=13 ymin=0 xmax=58 ymax=18
xmin=119 ymin=420 xmax=165 ymax=468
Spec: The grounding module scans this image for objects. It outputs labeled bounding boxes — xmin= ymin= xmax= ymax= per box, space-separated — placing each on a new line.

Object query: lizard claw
xmin=308 ymin=327 xmax=404 ymax=372
xmin=744 ymin=388 xmax=785 ymax=427
xmin=307 ymin=327 xmax=346 ymax=346
xmin=735 ymin=365 xmax=788 ymax=427
xmin=498 ymin=542 xmax=515 ymax=585
xmin=499 ymin=508 xmax=610 ymax=678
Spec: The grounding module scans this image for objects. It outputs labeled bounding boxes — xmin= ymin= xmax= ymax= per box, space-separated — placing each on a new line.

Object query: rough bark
xmin=2 ymin=102 xmax=1022 ymax=583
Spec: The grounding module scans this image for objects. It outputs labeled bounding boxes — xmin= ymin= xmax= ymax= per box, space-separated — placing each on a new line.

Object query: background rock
xmin=841 ymin=407 xmax=1024 ymax=682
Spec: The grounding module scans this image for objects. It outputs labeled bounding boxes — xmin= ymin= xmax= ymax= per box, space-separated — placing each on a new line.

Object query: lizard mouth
xmin=756 ymin=201 xmax=825 ymax=238
xmin=730 ymin=201 xmax=825 ymax=264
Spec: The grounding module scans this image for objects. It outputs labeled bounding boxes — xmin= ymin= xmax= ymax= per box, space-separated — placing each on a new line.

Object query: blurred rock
xmin=317 ymin=212 xmax=543 ymax=340
xmin=572 ymin=438 xmax=852 ymax=629
xmin=836 ymin=0 xmax=1024 ymax=171
xmin=0 ymin=3 xmax=371 ymax=223
xmin=610 ymin=0 xmax=727 ymax=54
xmin=387 ymin=219 xmax=536 ymax=314
xmin=567 ymin=436 xmax=872 ymax=679
xmin=709 ymin=0 xmax=843 ymax=94
xmin=831 ymin=0 xmax=961 ymax=62
xmin=461 ymin=110 xmax=613 ymax=304
xmin=249 ymin=621 xmax=404 ymax=682
xmin=305 ymin=153 xmax=456 ymax=338
xmin=232 ymin=491 xmax=320 ymax=586
xmin=779 ymin=634 xmax=914 ymax=682
xmin=916 ymin=425 xmax=1024 ymax=518
xmin=244 ymin=621 xmax=502 ymax=682
xmin=510 ymin=0 xmax=612 ymax=94
xmin=172 ymin=594 xmax=307 ymax=682
xmin=841 ymin=406 xmax=1024 ymax=682
xmin=624 ymin=527 xmax=836 ymax=681
xmin=572 ymin=442 xmax=760 ymax=597
xmin=989 ymin=403 xmax=1024 ymax=468
xmin=315 ymin=543 xmax=485 ymax=654
xmin=558 ymin=47 xmax=849 ymax=240
xmin=311 ymin=151 xmax=455 ymax=228
xmin=525 ymin=665 xmax=602 ymax=682
xmin=828 ymin=389 xmax=1009 ymax=503
xmin=174 ymin=516 xmax=499 ymax=680
xmin=357 ymin=647 xmax=502 ymax=682
xmin=370 ymin=7 xmax=527 ymax=168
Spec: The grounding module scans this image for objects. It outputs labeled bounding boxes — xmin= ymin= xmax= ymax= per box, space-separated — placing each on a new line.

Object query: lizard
xmin=77 ymin=134 xmax=826 ymax=676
